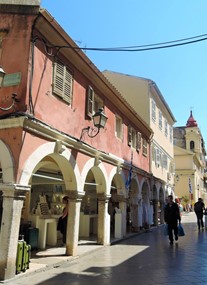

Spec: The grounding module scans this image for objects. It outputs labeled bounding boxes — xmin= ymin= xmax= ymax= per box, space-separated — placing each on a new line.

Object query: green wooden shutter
xmin=136 ymin=132 xmax=142 ymax=151
xmin=87 ymin=86 xmax=94 ymax=117
xmin=63 ymin=68 xmax=73 ymax=104
xmin=128 ymin=125 xmax=132 ymax=146
xmin=53 ymin=61 xmax=73 ymax=104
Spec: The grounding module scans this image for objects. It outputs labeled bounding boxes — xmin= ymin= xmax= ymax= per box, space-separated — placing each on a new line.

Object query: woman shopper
xmin=57 ymin=196 xmax=69 ymax=245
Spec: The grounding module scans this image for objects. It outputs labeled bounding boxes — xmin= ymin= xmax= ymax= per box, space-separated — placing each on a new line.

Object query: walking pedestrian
xmin=194 ymin=198 xmax=205 ymax=230
xmin=57 ymin=196 xmax=69 ymax=245
xmin=175 ymin=198 xmax=183 ymax=217
xmin=164 ymin=195 xmax=181 ymax=245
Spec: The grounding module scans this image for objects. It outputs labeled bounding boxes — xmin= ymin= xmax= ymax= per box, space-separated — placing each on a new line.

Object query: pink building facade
xmin=0 ymin=1 xmax=154 ymax=280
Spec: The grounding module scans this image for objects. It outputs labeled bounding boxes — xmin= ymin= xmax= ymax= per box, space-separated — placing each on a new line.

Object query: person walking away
xmin=57 ymin=196 xmax=69 ymax=244
xmin=164 ymin=195 xmax=181 ymax=245
xmin=175 ymin=198 xmax=183 ymax=217
xmin=194 ymin=198 xmax=205 ymax=230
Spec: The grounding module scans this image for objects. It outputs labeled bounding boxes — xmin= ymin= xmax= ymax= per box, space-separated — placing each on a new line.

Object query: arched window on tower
xmin=190 ymin=140 xmax=195 ymax=150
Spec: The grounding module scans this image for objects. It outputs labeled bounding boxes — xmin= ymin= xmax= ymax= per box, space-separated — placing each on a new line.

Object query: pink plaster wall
xmin=0 ymin=11 xmax=150 ymax=181
xmin=0 ymin=13 xmax=37 ymax=112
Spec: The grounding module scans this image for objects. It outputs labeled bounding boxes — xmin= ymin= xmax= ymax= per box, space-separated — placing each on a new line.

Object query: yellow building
xmin=174 ymin=111 xmax=207 ymax=208
xmin=103 ymin=71 xmax=176 ymax=225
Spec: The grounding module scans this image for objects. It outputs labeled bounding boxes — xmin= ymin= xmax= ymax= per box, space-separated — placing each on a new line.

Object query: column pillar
xmin=130 ymin=195 xmax=141 ymax=232
xmin=153 ymin=199 xmax=159 ymax=226
xmin=65 ymin=191 xmax=84 ymax=256
xmin=0 ymin=184 xmax=30 ymax=281
xmin=117 ymin=195 xmax=127 ymax=236
xmin=97 ymin=193 xmax=110 ymax=245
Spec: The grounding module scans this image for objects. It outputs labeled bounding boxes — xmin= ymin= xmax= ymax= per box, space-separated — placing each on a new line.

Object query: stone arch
xmin=19 ymin=142 xmax=81 ymax=191
xmin=0 ymin=140 xmax=15 ymax=183
xmin=81 ymin=158 xmax=108 ymax=194
xmin=109 ymin=167 xmax=126 ymax=196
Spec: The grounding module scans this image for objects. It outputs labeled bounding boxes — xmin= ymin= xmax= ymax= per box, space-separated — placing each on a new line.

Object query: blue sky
xmin=41 ymin=0 xmax=207 ymax=146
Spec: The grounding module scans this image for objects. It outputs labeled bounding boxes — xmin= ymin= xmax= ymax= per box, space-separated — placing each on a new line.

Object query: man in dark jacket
xmin=164 ymin=195 xmax=181 ymax=245
xmin=194 ymin=198 xmax=205 ymax=230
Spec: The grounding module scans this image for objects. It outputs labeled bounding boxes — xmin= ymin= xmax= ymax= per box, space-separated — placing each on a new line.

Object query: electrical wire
xmin=50 ymin=33 xmax=207 ymax=52
xmin=33 ymin=33 xmax=207 ymax=53
xmin=94 ymin=33 xmax=207 ymax=50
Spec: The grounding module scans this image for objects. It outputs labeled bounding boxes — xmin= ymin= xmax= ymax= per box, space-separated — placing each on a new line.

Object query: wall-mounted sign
xmin=3 ymin=72 xmax=22 ymax=87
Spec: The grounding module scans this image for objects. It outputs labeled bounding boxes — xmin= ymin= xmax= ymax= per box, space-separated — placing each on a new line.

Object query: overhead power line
xmin=56 ymin=33 xmax=207 ymax=52
xmin=34 ymin=33 xmax=207 ymax=54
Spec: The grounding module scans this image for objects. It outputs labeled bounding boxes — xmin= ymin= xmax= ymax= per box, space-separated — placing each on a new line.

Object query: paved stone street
xmin=3 ymin=212 xmax=207 ymax=285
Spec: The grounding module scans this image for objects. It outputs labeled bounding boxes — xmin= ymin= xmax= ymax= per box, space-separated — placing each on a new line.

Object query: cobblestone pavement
xmin=3 ymin=212 xmax=207 ymax=285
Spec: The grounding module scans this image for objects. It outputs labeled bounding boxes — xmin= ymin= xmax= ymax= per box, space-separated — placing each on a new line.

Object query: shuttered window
xmin=156 ymin=148 xmax=160 ymax=167
xmin=87 ymin=86 xmax=94 ymax=117
xmin=162 ymin=154 xmax=168 ymax=169
xmin=136 ymin=132 xmax=142 ymax=151
xmin=53 ymin=61 xmax=73 ymax=104
xmin=151 ymin=99 xmax=156 ymax=122
xmin=142 ymin=138 xmax=148 ymax=157
xmin=128 ymin=125 xmax=132 ymax=146
xmin=86 ymin=86 xmax=103 ymax=118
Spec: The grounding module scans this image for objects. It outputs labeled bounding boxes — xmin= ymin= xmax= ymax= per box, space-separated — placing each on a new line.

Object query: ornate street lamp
xmin=80 ymin=108 xmax=108 ymax=140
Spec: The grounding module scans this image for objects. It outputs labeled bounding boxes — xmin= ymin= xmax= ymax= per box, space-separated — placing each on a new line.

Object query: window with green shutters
xmin=86 ymin=86 xmax=103 ymax=118
xmin=87 ymin=86 xmax=94 ymax=117
xmin=53 ymin=61 xmax=73 ymax=104
xmin=136 ymin=132 xmax=142 ymax=151
xmin=142 ymin=138 xmax=148 ymax=156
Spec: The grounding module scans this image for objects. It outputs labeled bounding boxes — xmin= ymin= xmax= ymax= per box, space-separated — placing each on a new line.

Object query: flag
xmin=189 ymin=177 xmax=192 ymax=194
xmin=125 ymin=152 xmax=133 ymax=190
